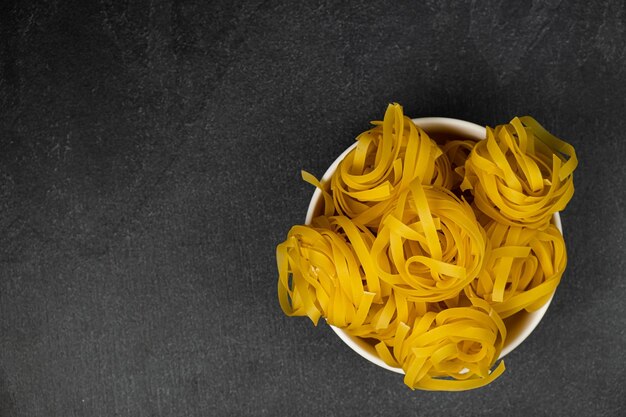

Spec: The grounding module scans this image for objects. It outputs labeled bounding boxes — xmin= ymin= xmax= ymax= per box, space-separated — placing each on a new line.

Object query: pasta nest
xmin=330 ymin=104 xmax=452 ymax=230
xmin=461 ymin=117 xmax=577 ymax=229
xmin=466 ymin=221 xmax=567 ymax=318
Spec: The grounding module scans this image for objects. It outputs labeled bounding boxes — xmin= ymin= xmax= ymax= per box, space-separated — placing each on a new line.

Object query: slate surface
xmin=0 ymin=1 xmax=625 ymax=416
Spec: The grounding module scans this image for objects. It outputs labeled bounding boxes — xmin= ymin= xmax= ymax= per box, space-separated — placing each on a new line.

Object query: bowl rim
xmin=304 ymin=116 xmax=562 ymax=374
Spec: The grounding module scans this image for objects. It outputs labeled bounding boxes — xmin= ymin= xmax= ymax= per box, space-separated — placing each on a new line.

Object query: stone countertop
xmin=0 ymin=1 xmax=624 ymax=416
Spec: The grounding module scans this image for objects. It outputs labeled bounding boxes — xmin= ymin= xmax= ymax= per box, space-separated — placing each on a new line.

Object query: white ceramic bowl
xmin=305 ymin=117 xmax=562 ymax=374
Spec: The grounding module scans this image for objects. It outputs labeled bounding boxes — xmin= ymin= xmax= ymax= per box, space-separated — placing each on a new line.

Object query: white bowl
xmin=305 ymin=117 xmax=562 ymax=374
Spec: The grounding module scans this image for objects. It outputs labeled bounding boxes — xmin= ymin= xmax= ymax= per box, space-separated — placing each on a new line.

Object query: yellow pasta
xmin=374 ymin=298 xmax=506 ymax=391
xmin=441 ymin=139 xmax=477 ymax=189
xmin=276 ymin=106 xmax=577 ymax=392
xmin=371 ymin=179 xmax=486 ymax=303
xmin=329 ymin=103 xmax=452 ymax=230
xmin=277 ymin=215 xmax=423 ymax=340
xmin=466 ymin=221 xmax=567 ymax=318
xmin=461 ymin=117 xmax=578 ymax=229
xmin=277 ymin=218 xmax=379 ymax=327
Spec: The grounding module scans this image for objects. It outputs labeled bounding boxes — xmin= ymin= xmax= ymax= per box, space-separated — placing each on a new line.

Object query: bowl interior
xmin=305 ymin=117 xmax=561 ymax=374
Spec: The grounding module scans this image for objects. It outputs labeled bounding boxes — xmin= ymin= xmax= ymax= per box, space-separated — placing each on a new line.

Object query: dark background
xmin=0 ymin=0 xmax=624 ymax=416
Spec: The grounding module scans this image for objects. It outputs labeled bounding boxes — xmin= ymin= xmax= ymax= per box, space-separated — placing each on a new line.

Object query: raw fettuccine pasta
xmin=276 ymin=103 xmax=577 ymax=391
xmin=329 ymin=104 xmax=452 ymax=230
xmin=277 ymin=219 xmax=379 ymax=326
xmin=371 ymin=180 xmax=485 ymax=303
xmin=466 ymin=221 xmax=567 ymax=318
xmin=461 ymin=117 xmax=577 ymax=229
xmin=374 ymin=298 xmax=506 ymax=391
xmin=442 ymin=139 xmax=477 ymax=189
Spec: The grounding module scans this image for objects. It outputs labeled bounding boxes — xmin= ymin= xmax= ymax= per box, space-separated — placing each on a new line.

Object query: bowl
xmin=304 ymin=117 xmax=562 ymax=374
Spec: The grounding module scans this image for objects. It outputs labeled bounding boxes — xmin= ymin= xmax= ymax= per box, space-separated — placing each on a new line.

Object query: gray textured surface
xmin=0 ymin=0 xmax=625 ymax=416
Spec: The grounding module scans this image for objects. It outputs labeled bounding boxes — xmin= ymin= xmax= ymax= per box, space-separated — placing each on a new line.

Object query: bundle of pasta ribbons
xmin=461 ymin=117 xmax=577 ymax=229
xmin=466 ymin=221 xmax=567 ymax=318
xmin=277 ymin=218 xmax=380 ymax=326
xmin=374 ymin=298 xmax=507 ymax=391
xmin=329 ymin=103 xmax=452 ymax=230
xmin=371 ymin=180 xmax=485 ymax=303
xmin=276 ymin=103 xmax=577 ymax=391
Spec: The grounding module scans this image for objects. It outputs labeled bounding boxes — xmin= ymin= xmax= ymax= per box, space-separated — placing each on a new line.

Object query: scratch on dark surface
xmin=594 ymin=0 xmax=625 ymax=62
